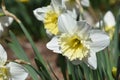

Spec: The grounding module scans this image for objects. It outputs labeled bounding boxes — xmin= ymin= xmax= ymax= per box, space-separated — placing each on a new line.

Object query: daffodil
xmin=95 ymin=11 xmax=116 ymax=39
xmin=0 ymin=9 xmax=13 ymax=36
xmin=33 ymin=0 xmax=64 ymax=35
xmin=0 ymin=44 xmax=28 ymax=80
xmin=47 ymin=13 xmax=110 ymax=69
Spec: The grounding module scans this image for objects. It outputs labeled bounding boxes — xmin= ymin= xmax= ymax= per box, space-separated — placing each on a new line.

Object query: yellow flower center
xmin=44 ymin=10 xmax=59 ymax=35
xmin=59 ymin=34 xmax=90 ymax=61
xmin=0 ymin=66 xmax=10 ymax=80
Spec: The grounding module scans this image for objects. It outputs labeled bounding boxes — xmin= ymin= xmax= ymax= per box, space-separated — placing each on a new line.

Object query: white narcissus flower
xmin=95 ymin=11 xmax=116 ymax=39
xmin=47 ymin=13 xmax=110 ymax=69
xmin=33 ymin=0 xmax=64 ymax=35
xmin=0 ymin=9 xmax=13 ymax=36
xmin=0 ymin=44 xmax=28 ymax=80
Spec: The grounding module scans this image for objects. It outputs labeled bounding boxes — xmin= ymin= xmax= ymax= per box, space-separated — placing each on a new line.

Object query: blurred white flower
xmin=62 ymin=0 xmax=90 ymax=12
xmin=95 ymin=11 xmax=116 ymax=39
xmin=0 ymin=9 xmax=13 ymax=36
xmin=47 ymin=13 xmax=110 ymax=69
xmin=0 ymin=44 xmax=28 ymax=80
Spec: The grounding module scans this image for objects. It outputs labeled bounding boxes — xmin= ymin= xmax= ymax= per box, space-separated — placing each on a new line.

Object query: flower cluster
xmin=34 ymin=0 xmax=110 ymax=69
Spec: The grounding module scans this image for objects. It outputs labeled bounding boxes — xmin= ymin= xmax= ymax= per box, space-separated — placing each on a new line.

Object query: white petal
xmin=66 ymin=9 xmax=77 ymax=19
xmin=77 ymin=21 xmax=91 ymax=39
xmin=0 ymin=44 xmax=7 ymax=66
xmin=77 ymin=21 xmax=91 ymax=34
xmin=7 ymin=17 xmax=13 ymax=27
xmin=46 ymin=37 xmax=61 ymax=53
xmin=81 ymin=0 xmax=90 ymax=7
xmin=89 ymin=30 xmax=110 ymax=52
xmin=7 ymin=62 xmax=28 ymax=80
xmin=33 ymin=6 xmax=52 ymax=21
xmin=84 ymin=51 xmax=97 ymax=69
xmin=104 ymin=11 xmax=116 ymax=27
xmin=58 ymin=13 xmax=77 ymax=34
xmin=51 ymin=0 xmax=62 ymax=13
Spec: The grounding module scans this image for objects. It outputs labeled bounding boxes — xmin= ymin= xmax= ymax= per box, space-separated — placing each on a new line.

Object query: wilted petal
xmin=33 ymin=6 xmax=52 ymax=21
xmin=58 ymin=13 xmax=77 ymax=34
xmin=7 ymin=62 xmax=28 ymax=80
xmin=89 ymin=30 xmax=110 ymax=52
xmin=0 ymin=44 xmax=7 ymax=66
xmin=46 ymin=37 xmax=61 ymax=53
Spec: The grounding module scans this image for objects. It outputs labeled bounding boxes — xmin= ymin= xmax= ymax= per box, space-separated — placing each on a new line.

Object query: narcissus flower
xmin=95 ymin=11 xmax=116 ymax=39
xmin=47 ymin=13 xmax=110 ymax=69
xmin=33 ymin=0 xmax=64 ymax=35
xmin=0 ymin=44 xmax=28 ymax=80
xmin=0 ymin=9 xmax=13 ymax=36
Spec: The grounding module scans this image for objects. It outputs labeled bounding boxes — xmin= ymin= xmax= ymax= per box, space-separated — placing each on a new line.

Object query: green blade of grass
xmin=18 ymin=22 xmax=52 ymax=80
xmin=8 ymin=31 xmax=39 ymax=80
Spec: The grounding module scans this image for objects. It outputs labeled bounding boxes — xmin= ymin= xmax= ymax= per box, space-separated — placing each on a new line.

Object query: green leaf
xmin=18 ymin=22 xmax=52 ymax=80
xmin=9 ymin=31 xmax=29 ymax=61
xmin=67 ymin=61 xmax=76 ymax=80
xmin=8 ymin=31 xmax=39 ymax=80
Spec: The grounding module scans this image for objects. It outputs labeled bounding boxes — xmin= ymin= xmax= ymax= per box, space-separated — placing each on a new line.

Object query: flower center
xmin=0 ymin=66 xmax=10 ymax=80
xmin=59 ymin=34 xmax=90 ymax=61
xmin=44 ymin=10 xmax=59 ymax=35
